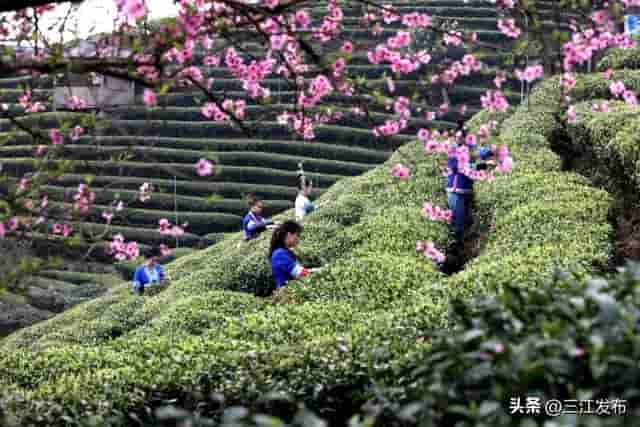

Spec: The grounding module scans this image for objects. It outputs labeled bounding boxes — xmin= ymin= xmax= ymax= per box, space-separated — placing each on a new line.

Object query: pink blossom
xmin=494 ymin=343 xmax=505 ymax=353
xmin=497 ymin=18 xmax=521 ymax=38
xmin=122 ymin=0 xmax=147 ymax=21
xmin=341 ymin=41 xmax=353 ymax=54
xmin=66 ymin=96 xmax=88 ymax=110
xmin=424 ymin=241 xmax=445 ymax=263
xmin=623 ymin=90 xmax=638 ymax=106
xmin=394 ymin=96 xmax=411 ymax=118
xmin=49 ymin=129 xmax=64 ymax=145
xmin=62 ymin=224 xmax=72 ymax=237
xmin=417 ymin=128 xmax=430 ymax=141
xmin=143 ymin=88 xmax=157 ymax=107
xmin=53 ymin=223 xmax=62 ymax=234
xmin=196 ymin=158 xmax=213 ymax=176
xmin=609 ymin=81 xmax=626 ymax=97
xmin=604 ymin=68 xmax=614 ymax=80
xmin=125 ymin=241 xmax=139 ymax=259
xmin=0 ymin=223 xmax=5 ymax=237
xmin=496 ymin=156 xmax=514 ymax=173
xmin=561 ymin=73 xmax=577 ymax=91
xmin=158 ymin=218 xmax=172 ymax=235
xmin=295 ymin=9 xmax=311 ymax=29
xmin=421 ymin=202 xmax=452 ymax=223
xmin=8 ymin=217 xmax=18 ymax=231
xmin=515 ymin=65 xmax=544 ymax=83
xmin=567 ymin=105 xmax=577 ymax=123
xmin=391 ymin=163 xmax=410 ymax=180
xmin=416 ymin=240 xmax=425 ymax=252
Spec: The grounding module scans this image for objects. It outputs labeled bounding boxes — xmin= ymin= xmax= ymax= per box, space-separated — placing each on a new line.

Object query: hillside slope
xmin=0 ymin=0 xmax=528 ymax=334
xmin=0 ymin=81 xmax=613 ymax=424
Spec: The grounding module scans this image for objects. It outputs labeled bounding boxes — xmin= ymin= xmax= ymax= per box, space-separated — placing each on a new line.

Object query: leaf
xmin=478 ymin=401 xmax=500 ymax=417
xmin=461 ymin=329 xmax=485 ymax=343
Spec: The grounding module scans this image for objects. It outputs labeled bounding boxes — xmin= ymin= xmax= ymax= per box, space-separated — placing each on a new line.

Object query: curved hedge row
xmin=0 ymin=144 xmax=374 ymax=177
xmin=0 ymin=134 xmax=390 ymax=164
xmin=0 ymin=158 xmax=342 ymax=188
xmin=0 ymin=91 xmax=614 ymax=423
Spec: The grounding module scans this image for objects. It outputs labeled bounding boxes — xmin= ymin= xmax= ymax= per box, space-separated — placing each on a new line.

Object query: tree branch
xmin=0 ymin=0 xmax=84 ymax=13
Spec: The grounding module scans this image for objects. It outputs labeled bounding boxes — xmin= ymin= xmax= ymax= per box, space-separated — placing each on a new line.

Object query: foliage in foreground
xmin=6 ymin=261 xmax=637 ymax=427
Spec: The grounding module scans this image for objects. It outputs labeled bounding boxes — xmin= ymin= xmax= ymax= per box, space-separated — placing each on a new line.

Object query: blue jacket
xmin=446 ymin=146 xmax=492 ymax=193
xmin=242 ymin=212 xmax=272 ymax=240
xmin=132 ymin=264 xmax=165 ymax=290
xmin=271 ymin=247 xmax=307 ymax=288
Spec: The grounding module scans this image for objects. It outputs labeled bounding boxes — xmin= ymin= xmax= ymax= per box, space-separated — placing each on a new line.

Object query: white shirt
xmin=295 ymin=194 xmax=312 ymax=222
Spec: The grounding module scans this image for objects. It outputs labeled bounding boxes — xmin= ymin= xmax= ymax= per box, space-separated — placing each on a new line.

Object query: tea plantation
xmin=3 ymin=1 xmax=640 ymax=426
xmin=0 ymin=0 xmax=533 ymax=334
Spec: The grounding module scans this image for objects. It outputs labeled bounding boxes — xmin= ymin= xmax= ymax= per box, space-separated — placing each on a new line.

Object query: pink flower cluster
xmin=481 ymin=90 xmax=510 ymax=112
xmin=201 ymin=99 xmax=246 ymax=121
xmin=416 ymin=240 xmax=445 ymax=263
xmin=374 ymin=119 xmax=407 ymax=137
xmin=433 ymin=54 xmax=482 ymax=86
xmin=391 ymin=163 xmax=410 ymax=180
xmin=52 ymin=223 xmax=72 ymax=237
xmin=515 ymin=65 xmax=544 ymax=83
xmin=108 ymin=234 xmax=139 ymax=261
xmin=402 ymin=12 xmax=432 ymax=28
xmin=497 ymin=18 xmax=521 ymax=39
xmin=158 ymin=218 xmax=185 ymax=237
xmin=196 ymin=158 xmax=213 ymax=176
xmin=314 ymin=1 xmax=343 ymax=43
xmin=49 ymin=129 xmax=64 ymax=145
xmin=115 ymin=0 xmax=147 ymax=22
xmin=563 ymin=29 xmax=635 ymax=72
xmin=73 ymin=183 xmax=96 ymax=215
xmin=0 ymin=217 xmax=19 ymax=238
xmin=609 ymin=81 xmax=638 ymax=106
xmin=421 ymin=202 xmax=452 ymax=223
xmin=298 ymin=75 xmax=333 ymax=109
xmin=18 ymin=90 xmax=45 ymax=113
xmin=66 ymin=96 xmax=88 ymax=110
xmin=561 ymin=72 xmax=577 ymax=91
xmin=143 ymin=89 xmax=157 ymax=107
xmin=496 ymin=0 xmax=516 ymax=8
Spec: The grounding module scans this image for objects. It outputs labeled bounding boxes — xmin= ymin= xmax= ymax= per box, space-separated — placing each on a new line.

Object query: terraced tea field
xmin=0 ymin=0 xmax=548 ymax=334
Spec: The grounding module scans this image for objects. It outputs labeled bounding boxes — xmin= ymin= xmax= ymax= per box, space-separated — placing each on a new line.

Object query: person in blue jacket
xmin=446 ymin=134 xmax=494 ymax=242
xmin=270 ymin=220 xmax=318 ymax=289
xmin=132 ymin=246 xmax=166 ymax=295
xmin=243 ymin=194 xmax=276 ymax=241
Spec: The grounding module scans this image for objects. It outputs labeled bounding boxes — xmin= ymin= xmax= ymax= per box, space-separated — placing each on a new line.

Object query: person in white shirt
xmin=295 ymin=174 xmax=316 ymax=223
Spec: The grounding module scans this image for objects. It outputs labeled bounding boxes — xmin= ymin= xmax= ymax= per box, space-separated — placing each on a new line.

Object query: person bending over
xmin=295 ymin=174 xmax=316 ymax=223
xmin=270 ymin=220 xmax=319 ymax=289
xmin=132 ymin=246 xmax=167 ymax=295
xmin=243 ymin=194 xmax=276 ymax=241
